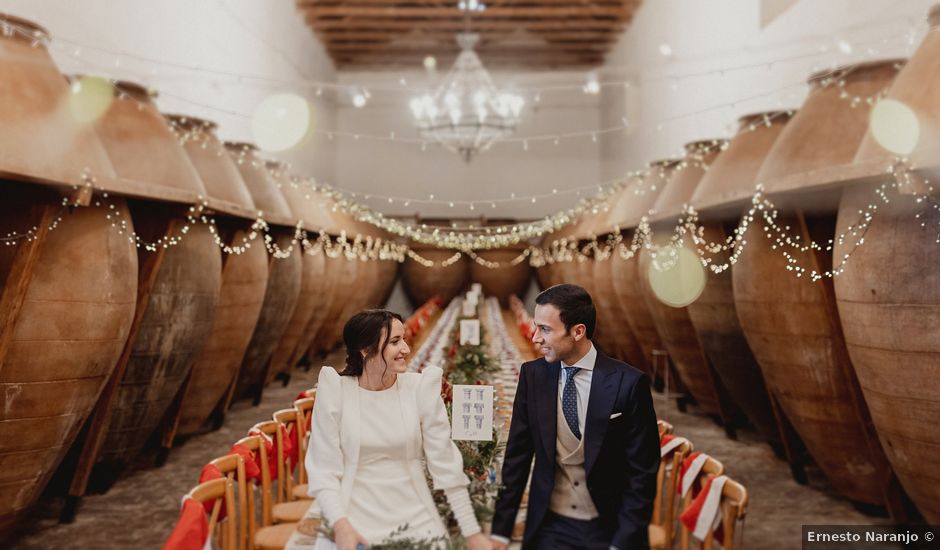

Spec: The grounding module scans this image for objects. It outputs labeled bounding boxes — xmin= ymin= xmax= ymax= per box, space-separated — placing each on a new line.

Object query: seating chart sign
xmin=459 ymin=319 xmax=481 ymax=345
xmin=452 ymin=384 xmax=494 ymax=441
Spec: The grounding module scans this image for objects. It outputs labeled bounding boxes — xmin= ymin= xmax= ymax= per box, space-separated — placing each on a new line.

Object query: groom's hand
xmin=490 ymin=537 xmax=509 ymax=550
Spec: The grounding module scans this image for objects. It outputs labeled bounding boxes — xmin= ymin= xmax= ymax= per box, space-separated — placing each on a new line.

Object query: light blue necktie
xmin=562 ymin=366 xmax=581 ymax=439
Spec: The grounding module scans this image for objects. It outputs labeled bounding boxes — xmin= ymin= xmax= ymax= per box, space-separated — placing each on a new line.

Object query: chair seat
xmin=273 ymin=499 xmax=314 ymax=524
xmin=255 ymin=522 xmax=297 ymax=550
xmin=648 ymin=524 xmax=666 ymax=549
xmin=292 ymin=483 xmax=311 ymax=501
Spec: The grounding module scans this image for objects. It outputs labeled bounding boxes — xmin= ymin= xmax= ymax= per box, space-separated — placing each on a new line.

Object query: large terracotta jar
xmin=79 ymin=82 xmax=222 ymax=492
xmin=639 ymin=141 xmax=733 ymax=423
xmin=401 ymin=244 xmax=470 ymax=308
xmin=834 ymin=7 xmax=940 ymax=522
xmin=469 ymin=246 xmax=533 ymax=306
xmin=226 ymin=143 xmax=301 ymax=404
xmin=0 ymin=15 xmax=138 ymax=535
xmin=268 ymin=166 xmax=331 ymax=383
xmin=737 ymin=60 xmax=903 ymax=509
xmin=168 ymin=116 xmax=268 ymax=436
xmin=607 ymin=163 xmax=675 ymax=375
xmin=685 ymin=112 xmax=794 ymax=447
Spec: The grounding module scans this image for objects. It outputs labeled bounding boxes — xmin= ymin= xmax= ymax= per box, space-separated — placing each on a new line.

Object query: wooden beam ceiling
xmin=297 ymin=0 xmax=640 ymax=69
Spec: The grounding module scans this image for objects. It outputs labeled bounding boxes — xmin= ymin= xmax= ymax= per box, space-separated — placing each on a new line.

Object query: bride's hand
xmin=332 ymin=518 xmax=368 ymax=550
xmin=465 ymin=532 xmax=491 ymax=550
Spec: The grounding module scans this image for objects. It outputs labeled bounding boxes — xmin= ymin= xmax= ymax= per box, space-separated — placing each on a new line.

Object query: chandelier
xmin=409 ymin=33 xmax=524 ymax=162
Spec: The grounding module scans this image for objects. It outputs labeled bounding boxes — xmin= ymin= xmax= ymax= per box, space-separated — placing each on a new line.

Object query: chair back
xmin=716 ymin=477 xmax=748 ymax=550
xmin=235 ymin=434 xmax=273 ymax=533
xmin=272 ymin=408 xmax=301 ymax=502
xmin=653 ymin=438 xmax=692 ymax=549
xmin=678 ymin=456 xmax=726 ymax=550
xmin=658 ymin=419 xmax=674 ymax=437
xmin=186 ymin=477 xmax=236 ymax=550
xmin=250 ymin=420 xmax=283 ymax=519
xmin=209 ymin=454 xmax=248 ymax=550
xmin=293 ymin=396 xmax=316 ymax=485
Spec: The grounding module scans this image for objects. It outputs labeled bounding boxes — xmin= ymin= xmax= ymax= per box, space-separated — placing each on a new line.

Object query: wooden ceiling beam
xmin=317 ymin=30 xmax=620 ymax=40
xmin=325 ymin=43 xmax=612 ymax=53
xmin=332 ymin=52 xmax=604 ymax=64
xmin=298 ymin=0 xmax=638 ymax=69
xmin=303 ymin=6 xmax=630 ymax=18
xmin=301 ymin=0 xmax=627 ymax=5
xmin=335 ymin=59 xmax=604 ymax=70
xmin=306 ymin=16 xmax=628 ymax=30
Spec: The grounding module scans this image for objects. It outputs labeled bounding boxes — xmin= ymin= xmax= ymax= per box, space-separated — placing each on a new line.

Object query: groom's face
xmin=532 ymin=303 xmax=577 ymax=364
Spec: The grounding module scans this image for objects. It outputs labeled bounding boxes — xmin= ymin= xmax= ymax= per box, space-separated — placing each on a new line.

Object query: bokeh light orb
xmin=869 ymin=98 xmax=920 ymax=156
xmin=68 ymin=75 xmax=113 ymax=123
xmin=423 ymin=55 xmax=437 ymax=71
xmin=647 ymin=245 xmax=706 ymax=308
xmin=252 ymin=93 xmax=314 ymax=152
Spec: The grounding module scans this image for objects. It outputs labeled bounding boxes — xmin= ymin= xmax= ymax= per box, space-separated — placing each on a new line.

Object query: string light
xmin=7 ymin=22 xmax=900 ymax=162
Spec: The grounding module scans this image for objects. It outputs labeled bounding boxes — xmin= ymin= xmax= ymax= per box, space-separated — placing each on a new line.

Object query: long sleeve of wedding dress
xmin=419 ymin=367 xmax=482 ymax=537
xmin=306 ymin=367 xmax=347 ymax=526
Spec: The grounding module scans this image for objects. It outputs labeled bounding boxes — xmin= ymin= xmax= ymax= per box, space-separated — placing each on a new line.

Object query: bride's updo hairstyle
xmin=340 ymin=309 xmax=404 ymax=377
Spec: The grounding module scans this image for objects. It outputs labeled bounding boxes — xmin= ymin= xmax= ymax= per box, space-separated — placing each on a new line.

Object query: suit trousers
xmin=532 ymin=511 xmax=612 ymax=550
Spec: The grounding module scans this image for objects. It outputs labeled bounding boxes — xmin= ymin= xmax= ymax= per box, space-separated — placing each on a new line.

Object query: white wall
xmin=599 ymin=0 xmax=933 ymax=181
xmin=333 ymin=69 xmax=603 ymax=220
xmin=0 ymin=0 xmax=338 ymax=181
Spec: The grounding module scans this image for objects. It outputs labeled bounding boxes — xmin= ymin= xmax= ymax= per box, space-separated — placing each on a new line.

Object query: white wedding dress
xmin=307 ymin=366 xmax=479 ymax=550
xmin=345 ymin=382 xmax=449 ymax=543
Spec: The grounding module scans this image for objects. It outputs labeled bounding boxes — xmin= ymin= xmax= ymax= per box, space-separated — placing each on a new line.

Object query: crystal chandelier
xmin=410 ymin=33 xmax=524 ymax=162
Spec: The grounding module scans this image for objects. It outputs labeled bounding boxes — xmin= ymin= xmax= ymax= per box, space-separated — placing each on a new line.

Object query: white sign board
xmin=452 ymin=384 xmax=494 ymax=441
xmin=462 ymin=299 xmax=477 ymax=317
xmin=459 ymin=319 xmax=481 ymax=345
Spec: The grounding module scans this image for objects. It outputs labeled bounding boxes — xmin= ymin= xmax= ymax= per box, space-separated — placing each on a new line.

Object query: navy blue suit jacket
xmin=491 ymin=350 xmax=660 ymax=549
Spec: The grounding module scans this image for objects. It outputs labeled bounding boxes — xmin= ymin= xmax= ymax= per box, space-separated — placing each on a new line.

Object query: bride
xmin=306 ymin=309 xmax=490 ymax=550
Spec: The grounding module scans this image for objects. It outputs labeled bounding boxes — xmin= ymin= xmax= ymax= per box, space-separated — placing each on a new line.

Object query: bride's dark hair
xmin=340 ymin=309 xmax=404 ymax=377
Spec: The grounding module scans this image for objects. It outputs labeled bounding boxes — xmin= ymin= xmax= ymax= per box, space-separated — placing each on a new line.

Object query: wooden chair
xmin=712 ymin=477 xmax=748 ymax=550
xmin=658 ymin=420 xmax=675 ymax=437
xmin=208 ymin=453 xmax=249 ymax=550
xmin=234 ymin=435 xmax=270 ymax=543
xmin=270 ymin=409 xmax=316 ymax=526
xmin=677 ymin=457 xmax=727 ymax=550
xmin=649 ymin=438 xmax=692 ymax=549
xmin=292 ymin=397 xmax=316 ymax=490
xmin=246 ymin=427 xmax=300 ymax=550
xmin=186 ymin=477 xmax=236 ymax=550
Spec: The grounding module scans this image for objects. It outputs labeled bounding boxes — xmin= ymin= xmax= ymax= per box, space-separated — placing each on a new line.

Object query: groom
xmin=491 ymin=284 xmax=660 ymax=550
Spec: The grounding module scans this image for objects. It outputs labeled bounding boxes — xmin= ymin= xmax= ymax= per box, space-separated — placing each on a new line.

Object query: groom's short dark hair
xmin=535 ymin=283 xmax=596 ymax=339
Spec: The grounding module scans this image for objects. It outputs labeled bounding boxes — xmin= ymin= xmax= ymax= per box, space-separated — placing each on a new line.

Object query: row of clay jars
xmin=401 ymin=244 xmax=533 ymax=308
xmin=569 ymin=58 xmax=906 ymax=514
xmin=0 ymin=12 xmax=396 ymax=529
xmin=547 ymin=53 xmax=919 ymax=519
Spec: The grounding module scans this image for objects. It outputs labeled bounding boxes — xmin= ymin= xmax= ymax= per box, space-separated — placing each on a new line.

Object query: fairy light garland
xmin=4 ymin=157 xmax=936 ymax=276
xmin=532 ymin=158 xmax=938 ymax=282
xmin=816 ymin=61 xmax=905 ymax=109
xmin=0 ymin=22 xmax=935 ymax=273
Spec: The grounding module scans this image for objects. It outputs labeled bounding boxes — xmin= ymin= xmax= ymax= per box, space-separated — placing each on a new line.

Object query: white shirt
xmin=557 ymin=343 xmax=597 ymax=437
